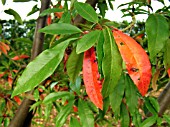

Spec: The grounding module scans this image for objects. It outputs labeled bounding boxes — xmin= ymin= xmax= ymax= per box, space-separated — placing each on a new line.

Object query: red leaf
xmin=54 ymin=5 xmax=63 ymax=19
xmin=168 ymin=69 xmax=170 ymax=77
xmin=113 ymin=29 xmax=151 ymax=96
xmin=12 ymin=54 xmax=29 ymax=61
xmin=8 ymin=74 xmax=13 ymax=86
xmin=83 ymin=47 xmax=103 ymax=110
xmin=13 ymin=96 xmax=21 ymax=105
xmin=47 ymin=15 xmax=52 ymax=25
xmin=0 ymin=71 xmax=6 ymax=78
xmin=0 ymin=42 xmax=10 ymax=55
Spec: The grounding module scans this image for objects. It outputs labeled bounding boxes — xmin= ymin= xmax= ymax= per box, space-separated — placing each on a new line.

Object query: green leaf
xmin=55 ymin=100 xmax=74 ymax=127
xmin=163 ymin=114 xmax=170 ymax=124
xmin=149 ymin=97 xmax=160 ymax=113
xmin=33 ymin=89 xmax=39 ymax=101
xmin=15 ymin=38 xmax=32 ymax=43
xmin=0 ymin=24 xmax=2 ymax=34
xmin=98 ymin=1 xmax=108 ymax=18
xmin=145 ymin=14 xmax=169 ymax=60
xmin=40 ymin=8 xmax=63 ymax=17
xmin=96 ymin=31 xmax=104 ymax=77
xmin=4 ymin=9 xmax=23 ymax=24
xmin=78 ymin=99 xmax=94 ymax=127
xmin=12 ymin=38 xmax=76 ymax=97
xmin=1 ymin=0 xmax=6 ymax=5
xmin=13 ymin=0 xmax=34 ymax=2
xmin=39 ymin=23 xmax=82 ymax=35
xmin=70 ymin=117 xmax=81 ymax=127
xmin=69 ymin=76 xmax=81 ymax=95
xmin=76 ymin=30 xmax=101 ymax=54
xmin=74 ymin=2 xmax=98 ymax=23
xmin=43 ymin=92 xmax=72 ymax=104
xmin=140 ymin=115 xmax=157 ymax=127
xmin=110 ymin=74 xmax=125 ymax=112
xmin=66 ymin=48 xmax=83 ymax=82
xmin=59 ymin=12 xmax=71 ymax=23
xmin=125 ymin=74 xmax=138 ymax=115
xmin=45 ymin=103 xmax=53 ymax=120
xmin=102 ymin=26 xmax=122 ymax=98
xmin=27 ymin=5 xmax=39 ymax=16
xmin=164 ymin=39 xmax=170 ymax=69
xmin=144 ymin=98 xmax=157 ymax=115
xmin=120 ymin=103 xmax=130 ymax=127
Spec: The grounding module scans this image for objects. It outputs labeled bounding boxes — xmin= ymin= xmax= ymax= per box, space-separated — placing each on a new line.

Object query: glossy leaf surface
xmin=83 ymin=47 xmax=103 ymax=110
xmin=102 ymin=27 xmax=122 ymax=98
xmin=39 ymin=23 xmax=82 ymax=35
xmin=76 ymin=30 xmax=101 ymax=54
xmin=113 ymin=29 xmax=151 ymax=96
xmin=74 ymin=2 xmax=98 ymax=23
xmin=12 ymin=39 xmax=76 ymax=97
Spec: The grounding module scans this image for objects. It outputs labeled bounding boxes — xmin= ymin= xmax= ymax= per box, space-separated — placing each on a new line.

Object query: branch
xmin=158 ymin=81 xmax=170 ymax=116
xmin=9 ymin=1 xmax=51 ymax=127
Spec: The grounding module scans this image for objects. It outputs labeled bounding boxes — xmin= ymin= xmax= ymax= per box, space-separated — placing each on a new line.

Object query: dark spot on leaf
xmin=120 ymin=42 xmax=124 ymax=45
xmin=94 ymin=59 xmax=97 ymax=63
xmin=130 ymin=68 xmax=139 ymax=72
xmin=138 ymin=78 xmax=140 ymax=80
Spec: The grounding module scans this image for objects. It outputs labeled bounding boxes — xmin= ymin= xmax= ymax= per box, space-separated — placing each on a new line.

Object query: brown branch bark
xmin=158 ymin=81 xmax=170 ymax=116
xmin=9 ymin=0 xmax=51 ymax=127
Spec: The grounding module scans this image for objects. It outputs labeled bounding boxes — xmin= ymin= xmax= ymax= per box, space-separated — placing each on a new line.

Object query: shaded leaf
xmin=27 ymin=5 xmax=39 ymax=16
xmin=59 ymin=12 xmax=71 ymax=23
xmin=4 ymin=9 xmax=23 ymax=24
xmin=149 ymin=97 xmax=160 ymax=113
xmin=140 ymin=115 xmax=157 ymax=127
xmin=120 ymin=103 xmax=130 ymax=127
xmin=102 ymin=27 xmax=122 ymax=98
xmin=39 ymin=23 xmax=82 ymax=35
xmin=125 ymin=74 xmax=138 ymax=115
xmin=1 ymin=0 xmax=6 ymax=5
xmin=164 ymin=39 xmax=170 ymax=69
xmin=74 ymin=2 xmax=98 ymax=23
xmin=83 ymin=47 xmax=103 ymax=110
xmin=78 ymin=99 xmax=94 ymax=127
xmin=96 ymin=31 xmax=104 ymax=76
xmin=43 ymin=92 xmax=71 ymax=104
xmin=56 ymin=100 xmax=74 ymax=127
xmin=145 ymin=98 xmax=157 ymax=115
xmin=40 ymin=8 xmax=63 ymax=17
xmin=69 ymin=76 xmax=81 ymax=95
xmin=70 ymin=117 xmax=81 ymax=127
xmin=66 ymin=48 xmax=83 ymax=83
xmin=76 ymin=30 xmax=101 ymax=54
xmin=113 ymin=29 xmax=151 ymax=96
xmin=110 ymin=73 xmax=125 ymax=112
xmin=12 ymin=38 xmax=76 ymax=97
xmin=145 ymin=14 xmax=169 ymax=60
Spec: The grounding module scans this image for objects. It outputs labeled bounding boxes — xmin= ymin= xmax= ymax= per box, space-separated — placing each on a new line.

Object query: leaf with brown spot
xmin=113 ymin=29 xmax=151 ymax=96
xmin=83 ymin=46 xmax=103 ymax=110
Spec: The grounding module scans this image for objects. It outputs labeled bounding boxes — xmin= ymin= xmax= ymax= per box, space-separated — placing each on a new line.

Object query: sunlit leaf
xmin=76 ymin=30 xmax=101 ymax=54
xmin=83 ymin=47 xmax=103 ymax=110
xmin=102 ymin=27 xmax=122 ymax=98
xmin=74 ymin=2 xmax=98 ymax=23
xmin=12 ymin=38 xmax=76 ymax=97
xmin=39 ymin=23 xmax=82 ymax=35
xmin=113 ymin=29 xmax=151 ymax=96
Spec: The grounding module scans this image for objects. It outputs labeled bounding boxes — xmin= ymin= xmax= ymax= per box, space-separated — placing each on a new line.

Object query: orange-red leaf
xmin=54 ymin=5 xmax=63 ymax=19
xmin=168 ymin=69 xmax=170 ymax=77
xmin=0 ymin=42 xmax=10 ymax=55
xmin=83 ymin=46 xmax=103 ymax=110
xmin=13 ymin=96 xmax=21 ymax=105
xmin=113 ymin=29 xmax=151 ymax=96
xmin=12 ymin=54 xmax=29 ymax=61
xmin=47 ymin=15 xmax=52 ymax=25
